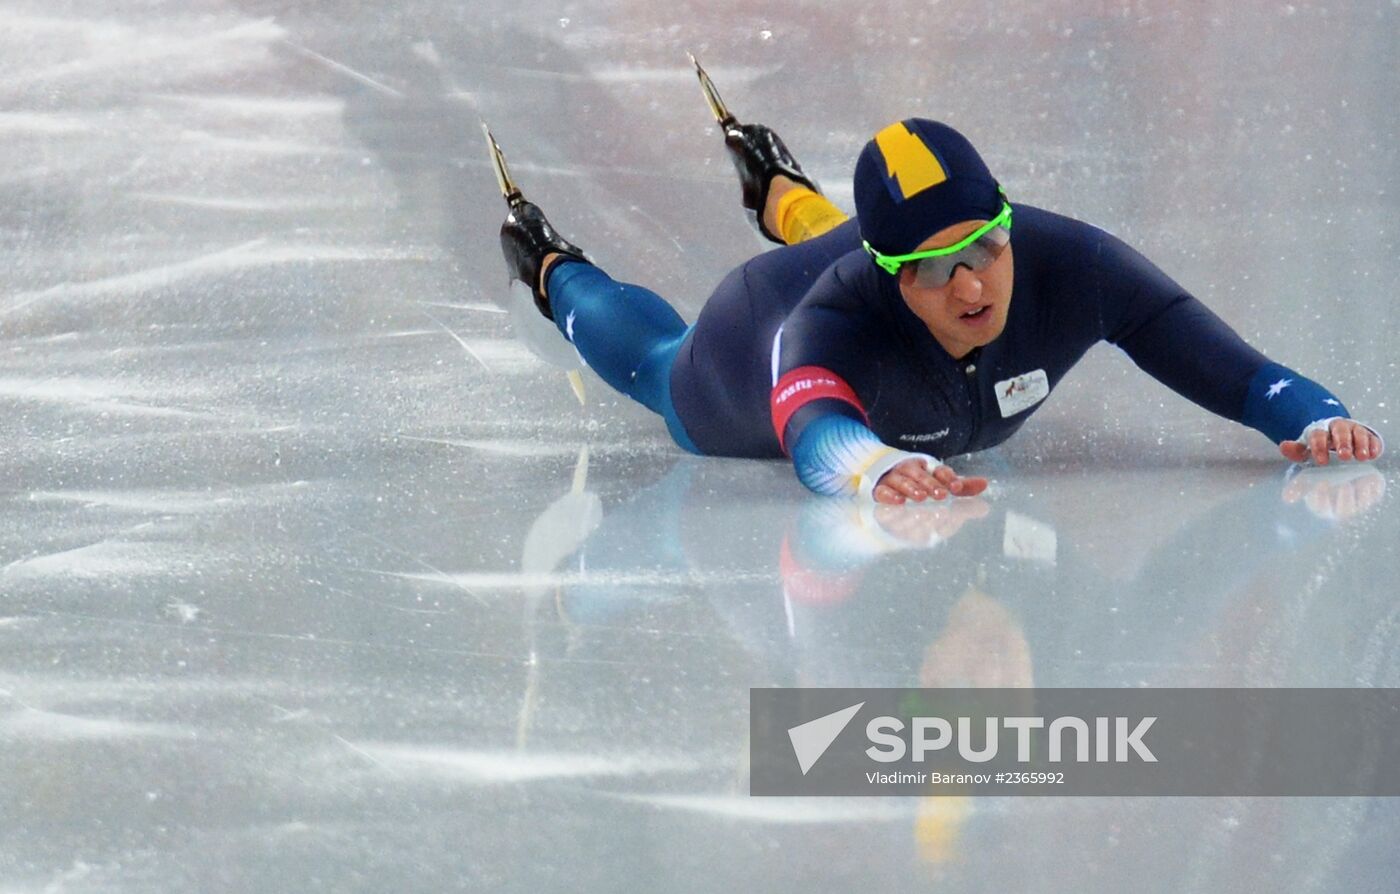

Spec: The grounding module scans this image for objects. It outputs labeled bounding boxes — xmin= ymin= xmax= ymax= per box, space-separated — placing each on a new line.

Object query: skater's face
xmin=898 ymin=219 xmax=1014 ymax=360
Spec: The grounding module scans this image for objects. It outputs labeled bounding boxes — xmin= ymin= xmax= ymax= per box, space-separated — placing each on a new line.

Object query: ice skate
xmin=688 ymin=52 xmax=822 ymax=243
xmin=485 ymin=123 xmax=590 ymax=321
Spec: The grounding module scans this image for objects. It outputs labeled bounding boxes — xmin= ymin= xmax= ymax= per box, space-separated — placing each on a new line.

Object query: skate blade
xmin=481 ymin=121 xmax=524 ymax=207
xmin=687 ymin=51 xmax=735 ymax=126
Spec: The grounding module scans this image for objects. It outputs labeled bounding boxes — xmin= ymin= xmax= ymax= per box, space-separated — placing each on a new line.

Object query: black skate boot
xmin=689 ymin=53 xmax=822 ymax=244
xmin=484 ymin=123 xmax=590 ymax=321
xmin=722 ymin=121 xmax=821 ymax=243
xmin=500 ymin=201 xmax=590 ymax=321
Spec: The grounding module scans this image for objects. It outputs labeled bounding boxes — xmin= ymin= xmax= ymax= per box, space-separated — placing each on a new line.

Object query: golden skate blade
xmin=481 ymin=121 xmax=523 ymax=206
xmin=687 ymin=51 xmax=734 ymax=126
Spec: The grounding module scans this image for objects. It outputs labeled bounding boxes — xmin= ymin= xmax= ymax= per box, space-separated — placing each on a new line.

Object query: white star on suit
xmin=1265 ymin=378 xmax=1293 ymax=399
xmin=1325 ymin=398 xmax=1341 ymax=406
xmin=565 ymin=309 xmax=577 ymax=342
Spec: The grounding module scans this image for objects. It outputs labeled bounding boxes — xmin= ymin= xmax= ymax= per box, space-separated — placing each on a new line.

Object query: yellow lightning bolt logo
xmin=874 ymin=122 xmax=947 ymax=200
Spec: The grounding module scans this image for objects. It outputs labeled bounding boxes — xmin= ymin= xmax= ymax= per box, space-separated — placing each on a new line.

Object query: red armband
xmin=770 ymin=366 xmax=867 ymax=453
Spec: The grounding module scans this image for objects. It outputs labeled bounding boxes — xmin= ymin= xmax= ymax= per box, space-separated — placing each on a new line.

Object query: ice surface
xmin=1 ymin=0 xmax=1398 ymax=891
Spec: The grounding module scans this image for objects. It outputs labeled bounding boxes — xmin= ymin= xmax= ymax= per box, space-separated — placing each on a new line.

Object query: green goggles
xmin=863 ymin=199 xmax=1014 ymax=288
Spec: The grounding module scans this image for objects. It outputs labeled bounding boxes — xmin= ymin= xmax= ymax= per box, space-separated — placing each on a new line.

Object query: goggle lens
xmin=909 ymin=225 xmax=1010 ymax=289
xmin=862 ymin=196 xmax=1014 ymax=283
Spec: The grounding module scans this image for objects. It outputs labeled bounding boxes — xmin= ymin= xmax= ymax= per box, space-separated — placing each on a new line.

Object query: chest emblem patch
xmin=995 ymin=369 xmax=1050 ymax=418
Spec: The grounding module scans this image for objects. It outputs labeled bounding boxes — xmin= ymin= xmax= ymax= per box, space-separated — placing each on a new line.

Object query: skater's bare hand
xmin=1279 ymin=418 xmax=1383 ymax=465
xmin=873 ymin=458 xmax=988 ymax=505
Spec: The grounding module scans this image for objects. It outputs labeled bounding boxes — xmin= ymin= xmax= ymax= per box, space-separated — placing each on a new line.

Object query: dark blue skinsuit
xmin=546 ymin=204 xmax=1360 ymax=497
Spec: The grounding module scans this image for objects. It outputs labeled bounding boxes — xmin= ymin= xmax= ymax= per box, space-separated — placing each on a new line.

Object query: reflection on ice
xmin=0 ymin=691 xmax=189 ymax=742
xmin=3 ymin=540 xmax=198 ymax=581
xmin=357 ymin=743 xmax=701 ymax=783
xmin=607 ymin=792 xmax=911 ymax=824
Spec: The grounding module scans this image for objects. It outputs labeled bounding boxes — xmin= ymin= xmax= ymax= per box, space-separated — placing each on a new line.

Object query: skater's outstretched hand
xmin=874 ymin=457 xmax=988 ymax=505
xmin=1279 ymin=418 xmax=1384 ymax=465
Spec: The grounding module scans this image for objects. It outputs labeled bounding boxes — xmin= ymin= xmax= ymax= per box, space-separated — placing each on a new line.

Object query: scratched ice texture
xmin=1 ymin=0 xmax=1397 ymax=891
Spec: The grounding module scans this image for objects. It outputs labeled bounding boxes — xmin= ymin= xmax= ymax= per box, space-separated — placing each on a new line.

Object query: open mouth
xmin=960 ymin=305 xmax=991 ymax=320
